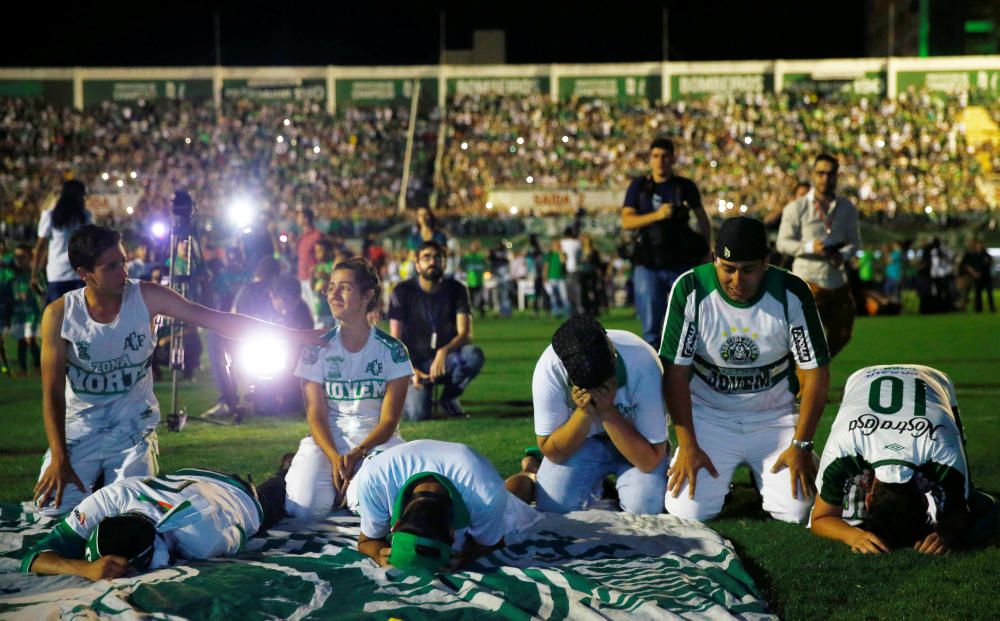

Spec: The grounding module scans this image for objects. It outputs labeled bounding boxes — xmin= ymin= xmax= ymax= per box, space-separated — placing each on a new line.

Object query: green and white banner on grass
xmin=0 ymin=503 xmax=774 ymax=620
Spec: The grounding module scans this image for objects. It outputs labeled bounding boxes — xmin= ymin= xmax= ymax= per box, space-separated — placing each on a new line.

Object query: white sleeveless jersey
xmin=816 ymin=365 xmax=969 ymax=524
xmin=659 ymin=264 xmax=830 ymax=423
xmin=61 ymin=279 xmax=158 ymax=439
xmin=22 ymin=469 xmax=262 ymax=570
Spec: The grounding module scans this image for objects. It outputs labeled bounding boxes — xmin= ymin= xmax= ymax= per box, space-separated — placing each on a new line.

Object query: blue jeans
xmin=535 ymin=436 xmax=668 ymax=515
xmin=403 ymin=345 xmax=485 ymax=421
xmin=633 ymin=265 xmax=685 ymax=350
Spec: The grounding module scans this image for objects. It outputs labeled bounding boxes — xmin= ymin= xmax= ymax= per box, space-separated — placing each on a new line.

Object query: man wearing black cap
xmin=530 ymin=315 xmax=669 ymax=514
xmin=348 ymin=440 xmax=539 ymax=572
xmin=660 ymin=217 xmax=831 ymax=523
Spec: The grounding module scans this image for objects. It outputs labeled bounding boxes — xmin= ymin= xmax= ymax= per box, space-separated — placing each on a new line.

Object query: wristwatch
xmin=791 ymin=439 xmax=814 ymax=452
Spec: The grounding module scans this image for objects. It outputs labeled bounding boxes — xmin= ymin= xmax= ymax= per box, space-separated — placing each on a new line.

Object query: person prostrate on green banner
xmin=348 ymin=439 xmax=540 ymax=572
xmin=810 ymin=365 xmax=999 ymax=554
xmin=21 ymin=465 xmax=289 ymax=580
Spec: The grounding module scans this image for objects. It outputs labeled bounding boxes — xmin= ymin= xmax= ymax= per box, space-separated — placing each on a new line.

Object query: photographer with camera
xmin=33 ymin=224 xmax=322 ymax=517
xmin=622 ymin=137 xmax=710 ymax=350
xmin=777 ymin=154 xmax=861 ymax=358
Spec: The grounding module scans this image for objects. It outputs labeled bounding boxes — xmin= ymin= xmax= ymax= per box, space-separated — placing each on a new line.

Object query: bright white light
xmin=283 ymin=118 xmax=291 ymax=126
xmin=313 ymin=145 xmax=321 ymax=154
xmin=101 ymin=172 xmax=110 ymax=181
xmin=279 ymin=233 xmax=289 ymax=243
xmin=744 ymin=136 xmax=752 ymax=145
xmin=924 ymin=205 xmax=933 ymax=214
xmin=726 ymin=201 xmax=734 ymax=210
xmin=710 ymin=160 xmax=717 ymax=168
xmin=718 ymin=199 xmax=726 ymax=209
xmin=461 ymin=142 xmax=469 ymax=150
xmin=129 ymin=171 xmax=138 ymax=179
xmin=561 ymin=135 xmax=569 ymax=143
xmin=526 ymin=176 xmax=534 ymax=184
xmin=243 ymin=226 xmax=253 ymax=234
xmin=739 ymin=205 xmax=748 ymax=214
xmin=276 ymin=136 xmax=284 ymax=143
xmin=151 ymin=221 xmax=168 ymax=239
xmin=228 ymin=198 xmax=255 ymax=228
xmin=510 ymin=206 xmax=519 ymax=214
xmin=116 ymin=179 xmax=124 ymax=188
xmin=185 ymin=137 xmax=192 ymax=144
xmin=485 ymin=201 xmax=494 ymax=209
xmin=516 ymin=137 xmax=525 ymax=145
xmin=237 ymin=337 xmax=287 ymax=379
xmin=125 ymin=206 xmax=134 ymax=215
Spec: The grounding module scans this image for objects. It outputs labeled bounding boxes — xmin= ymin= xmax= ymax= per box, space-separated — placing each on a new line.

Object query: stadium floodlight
xmin=276 ymin=136 xmax=285 ymax=144
xmin=101 ymin=172 xmax=110 ymax=181
xmin=526 ymin=176 xmax=534 ymax=184
xmin=313 ymin=145 xmax=321 ymax=154
xmin=516 ymin=137 xmax=525 ymax=145
xmin=279 ymin=233 xmax=289 ymax=244
xmin=116 ymin=179 xmax=125 ymax=188
xmin=227 ymin=197 xmax=256 ymax=229
xmin=237 ymin=336 xmax=288 ymax=380
xmin=129 ymin=171 xmax=138 ymax=179
xmin=510 ymin=206 xmax=519 ymax=214
xmin=744 ymin=136 xmax=752 ymax=145
xmin=485 ymin=201 xmax=494 ymax=210
xmin=151 ymin=221 xmax=169 ymax=239
xmin=925 ymin=205 xmax=933 ymax=214
xmin=283 ymin=118 xmax=291 ymax=127
xmin=185 ymin=137 xmax=192 ymax=144
xmin=461 ymin=142 xmax=469 ymax=150
xmin=561 ymin=135 xmax=569 ymax=143
xmin=710 ymin=160 xmax=718 ymax=168
xmin=726 ymin=201 xmax=734 ymax=210
xmin=126 ymin=206 xmax=134 ymax=215
xmin=739 ymin=205 xmax=748 ymax=214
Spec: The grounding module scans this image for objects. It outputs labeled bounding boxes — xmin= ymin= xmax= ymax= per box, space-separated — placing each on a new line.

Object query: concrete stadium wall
xmin=1 ymin=56 xmax=998 ymax=111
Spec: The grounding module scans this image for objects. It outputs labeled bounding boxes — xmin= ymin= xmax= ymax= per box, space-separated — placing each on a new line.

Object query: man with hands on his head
xmin=529 ymin=314 xmax=669 ymax=515
xmin=661 ymin=217 xmax=831 ymax=523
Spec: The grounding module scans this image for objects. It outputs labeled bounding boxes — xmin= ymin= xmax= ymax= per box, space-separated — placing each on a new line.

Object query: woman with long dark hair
xmin=32 ymin=179 xmax=92 ymax=305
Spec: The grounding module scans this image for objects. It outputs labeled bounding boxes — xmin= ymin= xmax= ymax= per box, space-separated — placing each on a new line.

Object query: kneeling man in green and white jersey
xmin=661 ymin=217 xmax=831 ymax=523
xmin=811 ymin=364 xmax=999 ymax=554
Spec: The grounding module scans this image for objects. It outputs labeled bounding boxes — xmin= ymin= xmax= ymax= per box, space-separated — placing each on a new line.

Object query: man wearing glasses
xmin=388 ymin=241 xmax=485 ymax=420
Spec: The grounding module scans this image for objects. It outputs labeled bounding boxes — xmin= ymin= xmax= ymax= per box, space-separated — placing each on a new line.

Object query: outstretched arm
xmin=810 ymin=496 xmax=888 ymax=554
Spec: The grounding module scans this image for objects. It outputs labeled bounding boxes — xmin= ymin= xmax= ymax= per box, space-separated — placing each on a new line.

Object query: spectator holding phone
xmin=777 ymin=154 xmax=861 ymax=358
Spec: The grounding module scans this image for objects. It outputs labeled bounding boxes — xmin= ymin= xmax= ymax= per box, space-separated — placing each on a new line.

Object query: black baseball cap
xmin=715 ymin=217 xmax=768 ymax=262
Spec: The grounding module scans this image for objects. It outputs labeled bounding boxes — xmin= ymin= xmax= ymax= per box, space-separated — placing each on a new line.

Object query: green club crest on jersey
xmin=720 ymin=335 xmax=759 ymax=365
xmin=365 ymin=359 xmax=384 ymax=376
xmin=390 ymin=342 xmax=409 ymax=364
xmin=302 ymin=346 xmax=320 ymax=365
xmin=75 ymin=341 xmax=91 ymax=360
xmin=325 ymin=355 xmax=345 ymax=379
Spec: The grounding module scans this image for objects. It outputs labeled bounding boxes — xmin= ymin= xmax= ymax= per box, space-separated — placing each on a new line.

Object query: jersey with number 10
xmin=816 ymin=365 xmax=969 ymax=523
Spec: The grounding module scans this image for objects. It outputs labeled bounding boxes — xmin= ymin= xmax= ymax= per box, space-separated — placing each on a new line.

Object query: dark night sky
xmin=4 ymin=2 xmax=869 ymax=67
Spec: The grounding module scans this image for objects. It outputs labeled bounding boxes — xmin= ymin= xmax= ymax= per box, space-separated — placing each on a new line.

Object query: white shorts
xmin=37 ymin=429 xmax=158 ymax=517
xmin=664 ymin=409 xmax=813 ymax=524
xmin=285 ymin=436 xmax=393 ymax=521
xmin=9 ymin=322 xmax=37 ymax=340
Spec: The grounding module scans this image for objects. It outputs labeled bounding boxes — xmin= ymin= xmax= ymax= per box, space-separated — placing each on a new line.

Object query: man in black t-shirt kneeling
xmin=388 ymin=241 xmax=485 ymax=420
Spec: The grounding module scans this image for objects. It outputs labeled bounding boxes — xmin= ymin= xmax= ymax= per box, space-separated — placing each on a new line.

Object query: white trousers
xmin=37 ymin=429 xmax=158 ymax=517
xmin=664 ymin=411 xmax=813 ymax=524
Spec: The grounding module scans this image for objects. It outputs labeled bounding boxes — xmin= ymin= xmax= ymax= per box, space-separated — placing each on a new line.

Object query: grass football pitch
xmin=1 ymin=308 xmax=998 ymax=620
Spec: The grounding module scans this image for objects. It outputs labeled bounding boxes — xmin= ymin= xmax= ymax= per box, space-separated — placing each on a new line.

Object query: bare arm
xmin=810 ymin=496 xmax=888 ymax=554
xmin=663 ymin=364 xmax=718 ymax=498
xmin=302 ymin=380 xmax=343 ymax=488
xmin=34 ymin=299 xmax=85 ymax=509
xmin=769 ymin=364 xmax=829 ymax=499
xmin=536 ymin=391 xmax=598 ymax=465
xmin=621 ymin=206 xmax=669 ymax=231
xmin=589 ymin=381 xmax=665 ymax=473
xmin=141 ymin=282 xmax=319 ymax=345
xmin=339 ymin=376 xmax=410 ymax=489
xmin=357 ymin=532 xmax=391 ymax=567
xmin=429 ymin=313 xmax=472 ymax=380
xmin=28 ymin=551 xmax=131 ymax=580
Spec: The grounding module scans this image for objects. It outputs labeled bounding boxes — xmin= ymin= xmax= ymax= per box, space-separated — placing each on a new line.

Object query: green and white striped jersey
xmin=659 ymin=264 xmax=830 ymax=421
xmin=816 ymin=365 xmax=969 ymax=524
